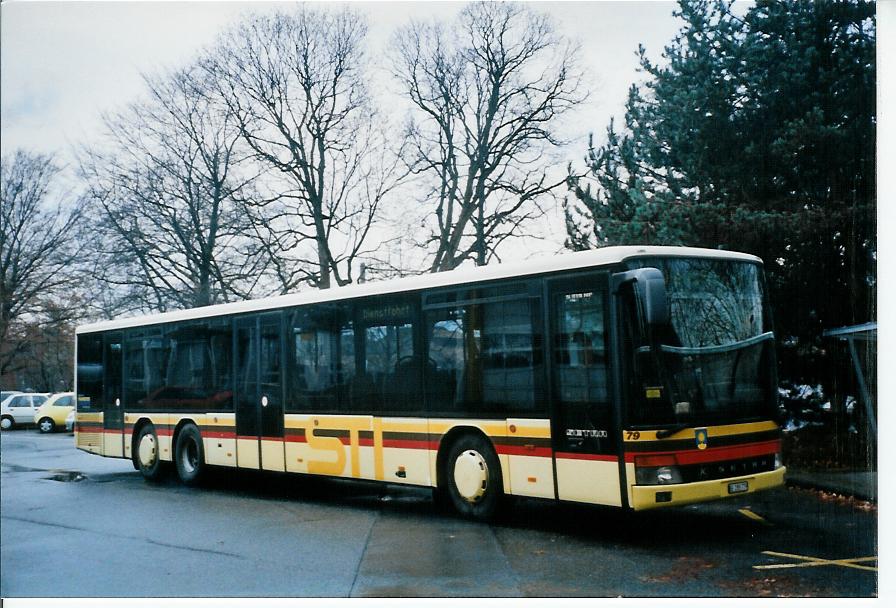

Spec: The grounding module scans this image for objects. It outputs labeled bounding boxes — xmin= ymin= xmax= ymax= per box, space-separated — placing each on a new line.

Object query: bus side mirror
xmin=641 ymin=272 xmax=669 ymax=326
xmin=613 ymin=267 xmax=670 ymax=327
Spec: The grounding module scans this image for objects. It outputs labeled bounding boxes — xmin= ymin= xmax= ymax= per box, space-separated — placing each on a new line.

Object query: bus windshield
xmin=624 ymin=258 xmax=776 ymax=427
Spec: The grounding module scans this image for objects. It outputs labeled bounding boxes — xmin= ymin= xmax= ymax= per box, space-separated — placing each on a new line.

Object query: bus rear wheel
xmin=444 ymin=434 xmax=503 ymax=521
xmin=175 ymin=424 xmax=206 ymax=486
xmin=134 ymin=424 xmax=164 ymax=481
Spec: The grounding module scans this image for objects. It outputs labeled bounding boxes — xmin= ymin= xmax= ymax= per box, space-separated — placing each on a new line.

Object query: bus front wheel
xmin=445 ymin=434 xmax=503 ymax=521
xmin=134 ymin=424 xmax=164 ymax=481
xmin=175 ymin=424 xmax=206 ymax=486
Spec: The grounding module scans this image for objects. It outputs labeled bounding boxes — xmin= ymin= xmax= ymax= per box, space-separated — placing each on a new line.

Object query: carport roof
xmin=822 ymin=322 xmax=877 ymax=340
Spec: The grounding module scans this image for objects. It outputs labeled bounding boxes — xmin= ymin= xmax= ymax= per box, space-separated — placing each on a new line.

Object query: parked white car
xmin=1 ymin=393 xmax=50 ymax=430
xmin=65 ymin=409 xmax=76 ymax=433
xmin=1 ymin=390 xmax=22 ymax=402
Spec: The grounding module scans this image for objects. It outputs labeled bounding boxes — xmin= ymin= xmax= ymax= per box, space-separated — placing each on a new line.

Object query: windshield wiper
xmin=655 ymin=423 xmax=691 ymax=439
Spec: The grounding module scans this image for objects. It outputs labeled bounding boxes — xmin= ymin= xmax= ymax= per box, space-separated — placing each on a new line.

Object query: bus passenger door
xmin=102 ymin=332 xmax=124 ymax=457
xmin=235 ymin=313 xmax=285 ymax=471
xmin=549 ymin=276 xmax=622 ymax=506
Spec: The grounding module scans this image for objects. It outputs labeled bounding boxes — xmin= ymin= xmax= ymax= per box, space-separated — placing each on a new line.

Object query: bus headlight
xmin=774 ymin=452 xmax=783 ymax=470
xmin=656 ymin=466 xmax=680 ymax=484
xmin=635 ymin=455 xmax=683 ymax=485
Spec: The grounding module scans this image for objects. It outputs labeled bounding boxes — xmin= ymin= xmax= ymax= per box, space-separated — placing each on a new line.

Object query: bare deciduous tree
xmin=13 ymin=302 xmax=76 ymax=391
xmin=80 ymin=64 xmax=270 ymax=314
xmin=0 ymin=150 xmax=82 ymax=379
xmin=393 ymin=3 xmax=585 ymax=271
xmin=205 ymin=6 xmax=405 ymax=290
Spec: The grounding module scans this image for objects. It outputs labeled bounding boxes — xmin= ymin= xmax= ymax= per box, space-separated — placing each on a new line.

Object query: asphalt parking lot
xmin=1 ymin=429 xmax=878 ymax=597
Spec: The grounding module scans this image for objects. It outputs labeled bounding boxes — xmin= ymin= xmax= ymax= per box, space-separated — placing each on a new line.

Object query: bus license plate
xmin=728 ymin=481 xmax=749 ymax=494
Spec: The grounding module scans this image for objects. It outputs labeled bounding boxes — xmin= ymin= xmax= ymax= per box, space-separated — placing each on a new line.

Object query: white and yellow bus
xmin=75 ymin=246 xmax=785 ymax=519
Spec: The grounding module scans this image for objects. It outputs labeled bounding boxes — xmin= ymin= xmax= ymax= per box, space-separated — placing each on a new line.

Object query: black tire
xmin=443 ymin=433 xmax=503 ymax=521
xmin=431 ymin=485 xmax=452 ymax=513
xmin=175 ymin=424 xmax=206 ymax=486
xmin=38 ymin=417 xmax=55 ymax=434
xmin=133 ymin=424 xmax=164 ymax=481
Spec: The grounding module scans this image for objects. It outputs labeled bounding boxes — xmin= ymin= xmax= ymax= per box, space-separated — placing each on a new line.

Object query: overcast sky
xmin=1 ymin=1 xmax=684 ymax=157
xmin=0 ymin=0 xmax=687 ymax=260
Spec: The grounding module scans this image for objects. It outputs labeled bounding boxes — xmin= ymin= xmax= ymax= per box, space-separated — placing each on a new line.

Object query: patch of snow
xmin=783 ymin=418 xmax=809 ymax=433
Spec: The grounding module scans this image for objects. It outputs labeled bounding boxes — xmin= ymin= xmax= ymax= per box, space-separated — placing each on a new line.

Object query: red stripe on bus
xmin=232 ymin=435 xmax=307 ymax=443
xmin=203 ymin=430 xmax=236 ymax=440
xmin=497 ymin=445 xmax=554 ymax=458
xmin=623 ymin=439 xmax=781 ymax=464
xmin=554 ymin=452 xmax=618 ymax=462
xmin=382 ymin=439 xmax=438 ymax=451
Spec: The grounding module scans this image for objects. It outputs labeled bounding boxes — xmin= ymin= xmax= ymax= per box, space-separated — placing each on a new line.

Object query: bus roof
xmin=76 ymin=245 xmax=761 ymax=334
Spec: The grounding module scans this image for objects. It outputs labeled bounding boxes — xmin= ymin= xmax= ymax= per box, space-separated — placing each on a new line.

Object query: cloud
xmin=1 ymin=1 xmax=253 ymax=156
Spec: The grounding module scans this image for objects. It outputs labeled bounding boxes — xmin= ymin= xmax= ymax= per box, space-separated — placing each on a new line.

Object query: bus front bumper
xmin=630 ymin=466 xmax=786 ymax=511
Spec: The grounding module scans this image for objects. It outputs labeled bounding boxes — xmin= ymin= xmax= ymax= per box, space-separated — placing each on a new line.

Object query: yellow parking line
xmin=754 ymin=551 xmax=878 ymax=572
xmin=739 ymin=508 xmax=772 ymax=526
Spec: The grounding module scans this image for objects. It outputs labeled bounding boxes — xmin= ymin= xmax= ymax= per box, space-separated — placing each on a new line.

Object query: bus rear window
xmin=76 ymin=334 xmax=103 ymax=412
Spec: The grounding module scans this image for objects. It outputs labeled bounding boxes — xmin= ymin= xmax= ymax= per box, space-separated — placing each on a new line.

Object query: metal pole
xmin=846 ymin=337 xmax=876 ymax=438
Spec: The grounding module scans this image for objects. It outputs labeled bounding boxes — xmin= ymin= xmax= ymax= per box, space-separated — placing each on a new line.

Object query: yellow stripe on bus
xmin=428 ymin=420 xmax=514 ymax=438
xmin=380 ymin=419 xmax=429 ymax=433
xmin=507 ymin=422 xmax=552 ymax=439
xmin=622 ymin=420 xmax=778 ymax=442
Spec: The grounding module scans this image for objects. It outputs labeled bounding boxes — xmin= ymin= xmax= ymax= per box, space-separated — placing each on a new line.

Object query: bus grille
xmin=679 ymin=454 xmax=776 ymax=483
xmin=77 ymin=432 xmax=102 ymax=449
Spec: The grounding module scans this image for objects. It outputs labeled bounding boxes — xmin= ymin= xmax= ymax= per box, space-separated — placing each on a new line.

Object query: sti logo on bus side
xmin=303 ymin=417 xmax=396 ymax=481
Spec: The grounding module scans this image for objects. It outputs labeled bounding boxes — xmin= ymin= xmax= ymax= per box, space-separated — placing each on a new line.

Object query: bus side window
xmin=481 ymin=298 xmax=542 ymax=411
xmin=289 ymin=303 xmax=355 ymax=412
xmin=425 ymin=294 xmax=544 ymax=416
xmin=124 ymin=329 xmax=167 ymax=410
xmin=357 ymin=297 xmax=420 ymax=414
xmin=140 ymin=320 xmax=233 ymax=412
xmin=425 ymin=306 xmax=482 ymax=412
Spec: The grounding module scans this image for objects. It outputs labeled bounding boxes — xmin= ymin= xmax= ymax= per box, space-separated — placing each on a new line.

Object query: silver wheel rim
xmin=1 ymin=418 xmax=12 ymax=430
xmin=40 ymin=419 xmax=53 ymax=432
xmin=453 ymin=449 xmax=489 ymax=503
xmin=138 ymin=433 xmax=157 ymax=468
xmin=182 ymin=438 xmax=198 ymax=474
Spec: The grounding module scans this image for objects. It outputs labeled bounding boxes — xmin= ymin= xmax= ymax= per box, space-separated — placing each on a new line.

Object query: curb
xmin=785 ymin=473 xmax=877 ymax=502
